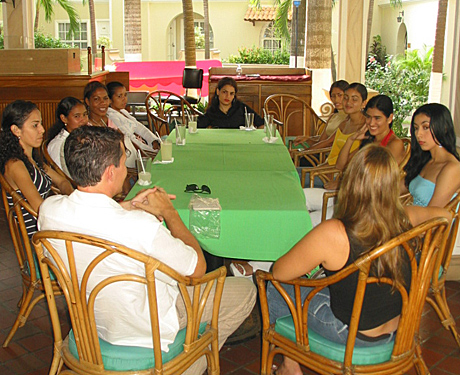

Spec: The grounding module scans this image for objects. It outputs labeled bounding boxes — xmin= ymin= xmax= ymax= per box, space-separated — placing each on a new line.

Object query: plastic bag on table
xmin=188 ymin=194 xmax=221 ymax=239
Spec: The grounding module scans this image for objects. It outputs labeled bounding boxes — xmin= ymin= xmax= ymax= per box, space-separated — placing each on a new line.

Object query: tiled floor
xmin=1 ymin=201 xmax=460 ymax=375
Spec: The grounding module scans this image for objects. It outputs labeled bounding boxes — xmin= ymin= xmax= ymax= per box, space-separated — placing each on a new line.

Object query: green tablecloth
xmin=126 ymin=129 xmax=312 ymax=261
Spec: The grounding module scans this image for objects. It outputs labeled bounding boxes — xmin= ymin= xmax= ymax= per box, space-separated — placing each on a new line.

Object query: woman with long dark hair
xmin=197 ymin=77 xmax=264 ymax=129
xmin=269 ymin=144 xmax=451 ymax=375
xmin=403 ymin=103 xmax=460 ymax=207
xmin=0 ymin=100 xmax=73 ymax=238
xmin=306 ymin=95 xmax=405 ymax=226
xmin=46 ymin=97 xmax=88 ymax=176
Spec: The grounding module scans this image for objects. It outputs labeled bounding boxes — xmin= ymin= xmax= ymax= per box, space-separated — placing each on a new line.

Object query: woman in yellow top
xmin=301 ymin=82 xmax=367 ymax=189
xmin=325 ymin=82 xmax=367 ymax=166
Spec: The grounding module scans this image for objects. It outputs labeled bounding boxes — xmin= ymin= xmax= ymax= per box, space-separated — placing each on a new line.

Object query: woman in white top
xmin=84 ymin=81 xmax=138 ymax=169
xmin=106 ymin=81 xmax=160 ymax=154
xmin=46 ymin=97 xmax=88 ymax=176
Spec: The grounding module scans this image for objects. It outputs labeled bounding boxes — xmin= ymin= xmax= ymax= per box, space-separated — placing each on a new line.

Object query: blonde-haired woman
xmin=268 ymin=144 xmax=451 ymax=375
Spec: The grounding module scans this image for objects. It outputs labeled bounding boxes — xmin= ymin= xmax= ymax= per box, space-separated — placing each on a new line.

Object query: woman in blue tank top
xmin=268 ymin=145 xmax=451 ymax=375
xmin=403 ymin=103 xmax=460 ymax=207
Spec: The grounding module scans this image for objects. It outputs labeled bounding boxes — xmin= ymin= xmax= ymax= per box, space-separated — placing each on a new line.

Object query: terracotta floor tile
xmin=0 ymin=364 xmax=17 ymax=375
xmin=220 ymin=343 xmax=260 ymax=365
xmin=17 ymin=333 xmax=53 ymax=352
xmin=421 ymin=347 xmax=445 ymax=368
xmin=218 ymin=357 xmax=238 ymax=375
xmin=423 ymin=333 xmax=460 ymax=355
xmin=0 ymin=343 xmax=27 ymax=362
xmin=2 ymin=353 xmax=48 ymax=375
xmin=435 ymin=355 xmax=460 ymax=374
xmin=429 ymin=368 xmax=458 ymax=375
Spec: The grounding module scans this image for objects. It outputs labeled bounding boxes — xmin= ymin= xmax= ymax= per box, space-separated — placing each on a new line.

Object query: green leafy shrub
xmin=97 ymin=36 xmax=112 ymax=49
xmin=195 ymin=27 xmax=205 ymax=49
xmin=365 ymin=47 xmax=432 ymax=137
xmin=34 ymin=30 xmax=70 ymax=48
xmin=228 ymin=46 xmax=289 ymax=65
xmin=367 ymin=35 xmax=387 ymax=68
xmin=0 ymin=29 xmax=70 ymax=49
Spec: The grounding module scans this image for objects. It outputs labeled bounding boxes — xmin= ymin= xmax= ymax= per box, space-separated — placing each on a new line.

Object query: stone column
xmin=2 ymin=0 xmax=35 ymax=49
xmin=304 ymin=0 xmax=332 ymax=114
xmin=337 ymin=0 xmax=367 ymax=83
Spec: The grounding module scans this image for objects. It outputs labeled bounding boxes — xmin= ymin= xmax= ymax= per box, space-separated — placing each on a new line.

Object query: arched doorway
xmin=167 ymin=13 xmax=214 ymax=61
xmin=396 ymin=23 xmax=408 ymax=56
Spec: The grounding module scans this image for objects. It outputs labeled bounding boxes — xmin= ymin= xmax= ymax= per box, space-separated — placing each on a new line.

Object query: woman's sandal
xmin=229 ymin=262 xmax=253 ymax=278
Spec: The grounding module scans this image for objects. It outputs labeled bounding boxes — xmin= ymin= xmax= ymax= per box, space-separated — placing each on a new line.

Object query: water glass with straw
xmin=244 ymin=107 xmax=254 ymax=129
xmin=136 ymin=150 xmax=152 ymax=186
xmin=175 ymin=119 xmax=186 ymax=146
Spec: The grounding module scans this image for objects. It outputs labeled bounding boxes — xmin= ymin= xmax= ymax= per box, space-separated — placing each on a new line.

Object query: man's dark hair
xmin=64 ymin=126 xmax=124 ymax=187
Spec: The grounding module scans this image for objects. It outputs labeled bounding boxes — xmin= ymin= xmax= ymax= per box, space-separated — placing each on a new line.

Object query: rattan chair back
xmin=33 ymin=230 xmax=226 ymax=375
xmin=426 ymin=192 xmax=460 ymax=346
xmin=264 ymin=94 xmax=326 ymax=143
xmin=256 ymin=217 xmax=449 ymax=375
xmin=0 ymin=172 xmax=61 ymax=347
xmin=145 ymin=90 xmax=203 ymax=137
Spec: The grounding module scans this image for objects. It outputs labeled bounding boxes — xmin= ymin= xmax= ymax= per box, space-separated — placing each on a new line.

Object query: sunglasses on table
xmin=185 ymin=184 xmax=211 ymax=194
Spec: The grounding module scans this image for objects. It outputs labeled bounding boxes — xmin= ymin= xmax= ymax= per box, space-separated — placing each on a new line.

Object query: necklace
xmin=89 ymin=115 xmax=107 ymax=127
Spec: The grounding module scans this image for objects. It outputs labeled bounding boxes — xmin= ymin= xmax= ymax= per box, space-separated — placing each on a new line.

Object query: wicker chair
xmin=256 ymin=217 xmax=449 ymax=375
xmin=426 ymin=192 xmax=460 ymax=347
xmin=0 ymin=172 xmax=62 ymax=347
xmin=145 ymin=90 xmax=203 ymax=137
xmin=264 ymin=94 xmax=326 ymax=146
xmin=32 ymin=230 xmax=226 ymax=375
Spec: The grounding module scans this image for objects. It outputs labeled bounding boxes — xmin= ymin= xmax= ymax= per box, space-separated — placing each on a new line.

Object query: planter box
xmin=0 ymin=48 xmax=80 ymax=74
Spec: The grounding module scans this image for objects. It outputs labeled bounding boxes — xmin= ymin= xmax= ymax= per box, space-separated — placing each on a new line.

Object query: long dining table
xmin=126 ymin=129 xmax=312 ymax=261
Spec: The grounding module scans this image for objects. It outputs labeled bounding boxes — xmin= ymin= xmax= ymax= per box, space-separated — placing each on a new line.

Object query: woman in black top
xmin=198 ymin=77 xmax=264 ymax=129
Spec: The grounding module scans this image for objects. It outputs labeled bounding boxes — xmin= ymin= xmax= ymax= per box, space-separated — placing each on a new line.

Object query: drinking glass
xmin=188 ymin=115 xmax=198 ymax=134
xmin=161 ymin=140 xmax=173 ymax=162
xmin=265 ymin=115 xmax=274 ymax=138
xmin=245 ymin=113 xmax=254 ymax=129
xmin=136 ymin=157 xmax=152 ymax=186
xmin=176 ymin=123 xmax=186 ymax=146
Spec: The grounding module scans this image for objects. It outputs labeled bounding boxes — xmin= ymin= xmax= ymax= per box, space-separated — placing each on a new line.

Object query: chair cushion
xmin=68 ymin=322 xmax=207 ymax=371
xmin=275 ymin=316 xmax=394 ymax=365
xmin=438 ymin=265 xmax=444 ymax=279
xmin=25 ymin=255 xmax=57 ymax=281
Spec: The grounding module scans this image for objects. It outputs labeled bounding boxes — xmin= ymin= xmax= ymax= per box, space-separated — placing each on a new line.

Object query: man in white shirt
xmin=38 ymin=126 xmax=256 ymax=374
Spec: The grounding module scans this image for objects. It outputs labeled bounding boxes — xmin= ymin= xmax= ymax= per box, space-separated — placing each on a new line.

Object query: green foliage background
xmin=227 ymin=46 xmax=290 ymax=65
xmin=0 ymin=28 xmax=69 ymax=49
xmin=365 ymin=35 xmax=432 ymax=137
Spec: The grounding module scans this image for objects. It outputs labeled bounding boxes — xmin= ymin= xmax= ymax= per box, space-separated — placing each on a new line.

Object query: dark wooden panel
xmin=208 ymin=67 xmax=312 ymax=119
xmin=0 ymin=71 xmax=129 ymax=132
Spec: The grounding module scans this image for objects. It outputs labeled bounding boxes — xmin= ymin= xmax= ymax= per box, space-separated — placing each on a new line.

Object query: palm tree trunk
xmin=88 ymin=0 xmax=97 ymax=61
xmin=290 ymin=0 xmax=306 ymax=65
xmin=125 ymin=0 xmax=142 ymax=57
xmin=305 ymin=0 xmax=331 ymax=69
xmin=366 ymin=0 xmax=375 ymax=54
xmin=432 ymin=0 xmax=447 ymax=73
xmin=428 ymin=0 xmax=448 ymax=102
xmin=203 ymin=0 xmax=210 ymax=59
xmin=34 ymin=1 xmax=40 ymax=32
xmin=182 ymin=0 xmax=196 ymax=67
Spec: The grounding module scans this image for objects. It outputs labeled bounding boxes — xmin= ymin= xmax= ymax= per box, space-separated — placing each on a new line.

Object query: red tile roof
xmin=244 ymin=6 xmax=292 ymax=22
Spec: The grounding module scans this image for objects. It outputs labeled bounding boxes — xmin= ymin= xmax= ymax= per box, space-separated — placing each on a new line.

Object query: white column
xmin=337 ymin=0 xmax=367 ymax=83
xmin=2 ymin=0 xmax=35 ymax=49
